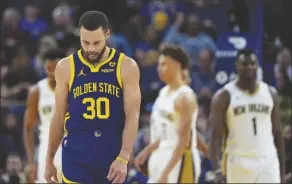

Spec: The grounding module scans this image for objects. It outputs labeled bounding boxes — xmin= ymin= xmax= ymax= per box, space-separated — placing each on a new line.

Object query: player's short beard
xmin=81 ymin=45 xmax=107 ymax=64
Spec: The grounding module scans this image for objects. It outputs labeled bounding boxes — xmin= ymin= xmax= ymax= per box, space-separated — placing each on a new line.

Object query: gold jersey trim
xmin=116 ymin=53 xmax=125 ymax=88
xmin=69 ymin=55 xmax=75 ymax=92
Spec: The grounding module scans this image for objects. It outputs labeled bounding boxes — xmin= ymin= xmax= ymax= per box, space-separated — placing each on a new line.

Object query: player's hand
xmin=44 ymin=161 xmax=59 ymax=183
xmin=134 ymin=151 xmax=148 ymax=172
xmin=107 ymin=158 xmax=128 ymax=183
xmin=25 ymin=163 xmax=37 ymax=183
xmin=213 ymin=171 xmax=226 ymax=183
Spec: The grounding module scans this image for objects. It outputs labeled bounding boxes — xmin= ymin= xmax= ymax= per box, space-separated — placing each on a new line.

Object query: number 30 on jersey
xmin=82 ymin=97 xmax=110 ymax=119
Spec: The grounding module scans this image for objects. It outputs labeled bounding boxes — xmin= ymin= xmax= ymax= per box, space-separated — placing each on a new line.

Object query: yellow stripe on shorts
xmin=178 ymin=150 xmax=195 ymax=183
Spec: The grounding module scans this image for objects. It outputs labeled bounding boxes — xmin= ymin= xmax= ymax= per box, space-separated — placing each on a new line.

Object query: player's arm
xmin=24 ymin=85 xmax=39 ymax=165
xmin=119 ymin=56 xmax=141 ymax=161
xmin=160 ymin=92 xmax=196 ymax=177
xmin=269 ymin=86 xmax=285 ymax=181
xmin=134 ymin=139 xmax=160 ymax=171
xmin=197 ymin=134 xmax=209 ymax=158
xmin=46 ymin=58 xmax=70 ymax=163
xmin=140 ymin=139 xmax=160 ymax=156
xmin=209 ymin=89 xmax=230 ymax=172
xmin=23 ymin=85 xmax=39 ymax=182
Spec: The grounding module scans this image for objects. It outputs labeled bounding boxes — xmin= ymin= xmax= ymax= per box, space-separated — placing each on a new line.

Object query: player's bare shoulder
xmin=180 ymin=88 xmax=196 ymax=104
xmin=268 ymin=85 xmax=279 ymax=100
xmin=27 ymin=84 xmax=40 ymax=104
xmin=175 ymin=86 xmax=197 ymax=112
xmin=28 ymin=84 xmax=40 ymax=97
xmin=209 ymin=87 xmax=231 ymax=137
xmin=120 ymin=55 xmax=140 ymax=83
xmin=121 ymin=55 xmax=139 ymax=74
xmin=55 ymin=56 xmax=72 ymax=84
xmin=212 ymin=87 xmax=230 ymax=108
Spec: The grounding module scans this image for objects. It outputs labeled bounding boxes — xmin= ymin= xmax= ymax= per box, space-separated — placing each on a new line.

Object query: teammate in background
xmin=24 ymin=48 xmax=66 ymax=183
xmin=209 ymin=48 xmax=285 ymax=183
xmin=44 ymin=11 xmax=141 ymax=184
xmin=134 ymin=45 xmax=201 ymax=183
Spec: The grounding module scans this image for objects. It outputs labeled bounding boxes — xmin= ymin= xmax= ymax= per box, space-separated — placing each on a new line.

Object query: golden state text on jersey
xmin=63 ymin=48 xmax=125 ymax=166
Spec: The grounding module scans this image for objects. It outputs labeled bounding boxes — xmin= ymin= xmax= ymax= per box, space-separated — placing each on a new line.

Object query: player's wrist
xmin=161 ymin=169 xmax=170 ymax=177
xmin=116 ymin=156 xmax=129 ymax=164
xmin=118 ymin=151 xmax=131 ymax=161
xmin=45 ymin=155 xmax=55 ymax=164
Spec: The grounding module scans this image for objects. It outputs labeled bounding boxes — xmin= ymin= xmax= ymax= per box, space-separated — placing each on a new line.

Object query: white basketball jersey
xmin=151 ymin=85 xmax=198 ymax=149
xmin=224 ymin=80 xmax=277 ymax=157
xmin=149 ymin=112 xmax=161 ymax=144
xmin=37 ymin=78 xmax=55 ymax=144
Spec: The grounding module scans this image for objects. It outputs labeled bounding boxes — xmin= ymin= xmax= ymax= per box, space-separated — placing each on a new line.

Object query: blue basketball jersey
xmin=63 ymin=48 xmax=125 ymax=166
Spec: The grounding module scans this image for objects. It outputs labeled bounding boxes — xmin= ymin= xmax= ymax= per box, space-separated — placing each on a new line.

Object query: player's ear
xmin=106 ymin=29 xmax=110 ymax=39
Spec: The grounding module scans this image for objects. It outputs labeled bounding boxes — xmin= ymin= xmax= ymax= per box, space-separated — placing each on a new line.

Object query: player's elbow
xmin=178 ymin=131 xmax=190 ymax=147
xmin=24 ymin=115 xmax=34 ymax=131
xmin=124 ymin=99 xmax=140 ymax=123
xmin=125 ymin=110 xmax=139 ymax=125
xmin=24 ymin=124 xmax=34 ymax=132
xmin=124 ymin=93 xmax=141 ymax=120
xmin=51 ymin=112 xmax=65 ymax=128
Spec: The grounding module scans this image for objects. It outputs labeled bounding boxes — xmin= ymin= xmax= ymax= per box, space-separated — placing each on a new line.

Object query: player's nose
xmin=88 ymin=45 xmax=96 ymax=52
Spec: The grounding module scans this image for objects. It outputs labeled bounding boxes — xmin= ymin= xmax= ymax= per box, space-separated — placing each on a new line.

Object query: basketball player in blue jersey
xmin=44 ymin=11 xmax=141 ymax=184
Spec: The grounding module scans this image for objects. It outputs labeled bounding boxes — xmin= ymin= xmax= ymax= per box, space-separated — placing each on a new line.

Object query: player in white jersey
xmin=135 ymin=45 xmax=202 ymax=183
xmin=209 ymin=48 xmax=285 ymax=183
xmin=24 ymin=48 xmax=66 ymax=183
xmin=134 ymin=69 xmax=209 ymax=180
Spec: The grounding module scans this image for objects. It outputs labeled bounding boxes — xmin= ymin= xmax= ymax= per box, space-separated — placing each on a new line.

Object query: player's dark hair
xmin=6 ymin=152 xmax=22 ymax=163
xmin=236 ymin=48 xmax=256 ymax=61
xmin=43 ymin=48 xmax=66 ymax=61
xmin=7 ymin=152 xmax=21 ymax=158
xmin=160 ymin=44 xmax=190 ymax=69
xmin=78 ymin=11 xmax=109 ymax=31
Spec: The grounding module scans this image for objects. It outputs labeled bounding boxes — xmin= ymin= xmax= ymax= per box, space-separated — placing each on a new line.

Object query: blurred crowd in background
xmin=1 ymin=0 xmax=291 ymax=183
